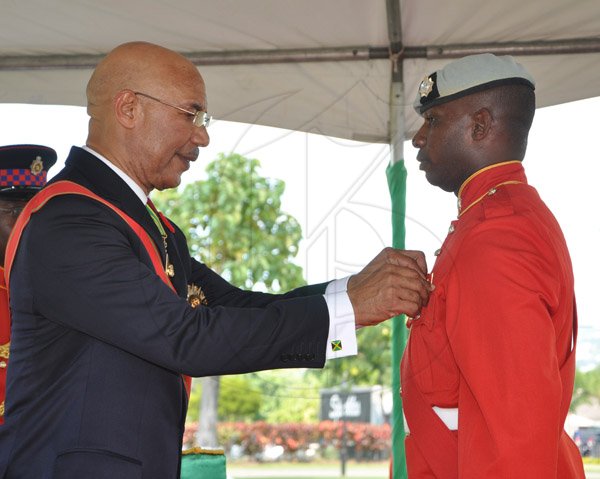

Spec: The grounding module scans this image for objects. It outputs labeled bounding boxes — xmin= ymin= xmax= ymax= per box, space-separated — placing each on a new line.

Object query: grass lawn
xmin=227 ymin=459 xmax=388 ymax=479
xmin=227 ymin=459 xmax=600 ymax=479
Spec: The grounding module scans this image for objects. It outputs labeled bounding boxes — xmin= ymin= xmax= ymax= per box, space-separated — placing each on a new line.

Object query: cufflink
xmin=331 ymin=340 xmax=342 ymax=352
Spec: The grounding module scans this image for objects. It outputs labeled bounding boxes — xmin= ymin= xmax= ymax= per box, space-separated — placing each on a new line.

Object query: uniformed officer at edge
xmin=0 ymin=144 xmax=57 ymax=424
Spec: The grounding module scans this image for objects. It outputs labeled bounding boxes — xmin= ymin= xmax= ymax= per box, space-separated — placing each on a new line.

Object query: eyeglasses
xmin=133 ymin=91 xmax=212 ymax=128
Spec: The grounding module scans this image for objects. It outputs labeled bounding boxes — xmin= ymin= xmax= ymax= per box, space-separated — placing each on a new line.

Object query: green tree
xmin=219 ymin=375 xmax=263 ymax=421
xmin=248 ymin=370 xmax=321 ymax=423
xmin=186 ymin=375 xmax=263 ymax=423
xmin=154 ymin=152 xmax=304 ymax=291
xmin=572 ymin=365 xmax=600 ymax=411
xmin=152 ymin=152 xmax=305 ymax=445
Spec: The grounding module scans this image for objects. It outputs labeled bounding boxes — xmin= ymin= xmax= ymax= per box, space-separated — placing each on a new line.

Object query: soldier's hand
xmin=347 ymin=248 xmax=432 ymax=328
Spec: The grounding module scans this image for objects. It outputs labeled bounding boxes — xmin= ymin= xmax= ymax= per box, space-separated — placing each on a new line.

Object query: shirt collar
xmin=81 ymin=145 xmax=148 ymax=204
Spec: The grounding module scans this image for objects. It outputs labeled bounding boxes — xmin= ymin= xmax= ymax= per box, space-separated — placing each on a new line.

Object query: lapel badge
xmin=187 ymin=283 xmax=208 ymax=308
xmin=30 ymin=156 xmax=44 ymax=176
xmin=419 ymin=76 xmax=434 ymax=98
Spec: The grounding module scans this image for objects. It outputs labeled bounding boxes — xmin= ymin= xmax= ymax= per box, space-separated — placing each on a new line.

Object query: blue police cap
xmin=0 ymin=144 xmax=57 ymax=197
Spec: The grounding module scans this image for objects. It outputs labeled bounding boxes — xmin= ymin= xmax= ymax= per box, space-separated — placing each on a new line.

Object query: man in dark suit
xmin=0 ymin=42 xmax=431 ymax=478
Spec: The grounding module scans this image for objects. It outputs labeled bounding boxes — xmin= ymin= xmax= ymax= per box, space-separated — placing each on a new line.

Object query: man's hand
xmin=347 ymin=248 xmax=432 ymax=328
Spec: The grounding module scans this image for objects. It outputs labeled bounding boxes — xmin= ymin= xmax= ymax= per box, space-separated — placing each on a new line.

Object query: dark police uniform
xmin=0 ymin=144 xmax=56 ymax=424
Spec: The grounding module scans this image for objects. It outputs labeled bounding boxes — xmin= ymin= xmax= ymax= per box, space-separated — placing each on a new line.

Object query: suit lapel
xmin=51 ymin=147 xmax=191 ymax=297
xmin=54 ymin=147 xmax=165 ymax=251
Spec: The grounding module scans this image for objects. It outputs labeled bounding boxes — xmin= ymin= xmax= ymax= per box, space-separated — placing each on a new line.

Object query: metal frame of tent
xmin=2 ymin=2 xmax=600 ymax=477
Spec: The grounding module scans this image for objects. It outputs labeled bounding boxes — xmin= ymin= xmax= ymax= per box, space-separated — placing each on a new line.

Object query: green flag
xmin=181 ymin=448 xmax=226 ymax=479
xmin=386 ymin=159 xmax=408 ymax=479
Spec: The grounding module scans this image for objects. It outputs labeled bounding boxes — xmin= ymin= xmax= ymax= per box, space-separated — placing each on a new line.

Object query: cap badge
xmin=419 ymin=76 xmax=434 ymax=98
xmin=187 ymin=283 xmax=208 ymax=308
xmin=30 ymin=156 xmax=44 ymax=176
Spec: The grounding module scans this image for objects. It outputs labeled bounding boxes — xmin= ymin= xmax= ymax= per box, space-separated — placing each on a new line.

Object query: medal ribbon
xmin=145 ymin=201 xmax=175 ymax=277
xmin=145 ymin=202 xmax=167 ymax=237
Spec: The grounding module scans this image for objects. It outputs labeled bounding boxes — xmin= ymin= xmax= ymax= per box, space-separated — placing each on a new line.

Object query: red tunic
xmin=0 ymin=267 xmax=8 ymax=425
xmin=401 ymin=161 xmax=584 ymax=478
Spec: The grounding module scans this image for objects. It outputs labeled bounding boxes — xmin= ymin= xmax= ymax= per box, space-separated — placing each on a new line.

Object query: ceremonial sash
xmin=0 ymin=271 xmax=8 ymax=424
xmin=4 ymin=180 xmax=192 ymax=396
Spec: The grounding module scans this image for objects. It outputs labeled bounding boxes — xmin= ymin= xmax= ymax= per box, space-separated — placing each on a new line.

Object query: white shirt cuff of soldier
xmin=323 ymin=276 xmax=357 ymax=360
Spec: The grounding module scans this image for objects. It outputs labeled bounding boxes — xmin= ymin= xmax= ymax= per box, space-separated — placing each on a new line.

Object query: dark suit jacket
xmin=0 ymin=147 xmax=329 ymax=478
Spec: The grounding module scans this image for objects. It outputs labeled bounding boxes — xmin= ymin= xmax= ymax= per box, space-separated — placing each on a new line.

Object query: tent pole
xmin=389 ymin=82 xmax=405 ymax=167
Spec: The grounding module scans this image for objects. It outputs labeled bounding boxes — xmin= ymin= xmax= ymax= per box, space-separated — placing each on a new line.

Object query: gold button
xmin=0 ymin=361 xmax=6 ymax=369
xmin=434 ymin=248 xmax=441 ymax=256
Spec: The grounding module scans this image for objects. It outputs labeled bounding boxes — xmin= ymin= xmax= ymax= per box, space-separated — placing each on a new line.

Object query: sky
xmin=0 ymin=96 xmax=599 ymax=368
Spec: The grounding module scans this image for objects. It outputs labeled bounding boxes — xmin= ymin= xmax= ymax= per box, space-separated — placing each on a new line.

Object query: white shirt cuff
xmin=323 ymin=276 xmax=357 ymax=359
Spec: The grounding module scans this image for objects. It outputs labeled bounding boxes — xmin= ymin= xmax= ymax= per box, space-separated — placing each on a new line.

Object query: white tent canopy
xmin=1 ymin=0 xmax=599 ymax=143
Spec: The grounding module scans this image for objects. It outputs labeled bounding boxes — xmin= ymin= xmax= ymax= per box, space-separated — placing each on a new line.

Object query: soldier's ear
xmin=471 ymin=108 xmax=492 ymax=141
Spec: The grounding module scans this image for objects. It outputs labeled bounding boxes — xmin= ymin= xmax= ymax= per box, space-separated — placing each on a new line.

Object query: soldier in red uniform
xmin=0 ymin=144 xmax=56 ymax=424
xmin=401 ymin=54 xmax=585 ymax=478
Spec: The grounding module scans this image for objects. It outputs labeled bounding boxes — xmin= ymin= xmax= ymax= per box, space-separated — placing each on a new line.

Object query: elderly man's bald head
xmin=84 ymin=42 xmax=209 ymax=194
xmin=86 ymin=42 xmax=204 ymax=112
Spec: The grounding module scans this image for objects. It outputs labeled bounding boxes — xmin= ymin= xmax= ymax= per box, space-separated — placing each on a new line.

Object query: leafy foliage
xmin=248 ymin=370 xmax=320 ymax=424
xmin=152 ymin=152 xmax=307 ymax=442
xmin=183 ymin=420 xmax=391 ymax=460
xmin=219 ymin=375 xmax=263 ymax=421
xmin=572 ymin=365 xmax=600 ymax=411
xmin=185 ymin=369 xmax=320 ymax=424
xmin=153 ymin=152 xmax=305 ymax=291
xmin=185 ymin=376 xmax=264 ymax=423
